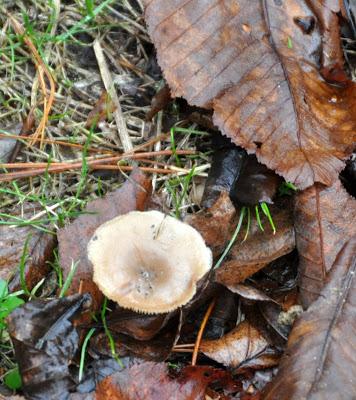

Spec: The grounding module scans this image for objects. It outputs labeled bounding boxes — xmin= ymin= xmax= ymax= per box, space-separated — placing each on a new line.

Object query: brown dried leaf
xmin=58 ymin=169 xmax=151 ymax=308
xmin=308 ymin=0 xmax=349 ymax=83
xmin=263 ymin=238 xmax=356 ymax=399
xmin=215 ymin=205 xmax=295 ymax=287
xmin=295 ymin=179 xmax=356 ymax=307
xmin=185 ymin=191 xmax=236 ymax=258
xmin=96 ymin=361 xmax=228 ymax=400
xmin=0 ymin=207 xmax=56 ymax=290
xmin=200 ymin=321 xmax=279 ymax=370
xmin=143 ymin=0 xmax=356 ymax=189
xmin=145 ymin=84 xmax=171 ymax=121
xmin=86 ymin=91 xmax=116 ymax=128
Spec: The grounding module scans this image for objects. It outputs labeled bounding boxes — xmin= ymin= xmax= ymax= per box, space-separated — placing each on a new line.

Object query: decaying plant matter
xmin=1 ymin=0 xmax=356 ymax=398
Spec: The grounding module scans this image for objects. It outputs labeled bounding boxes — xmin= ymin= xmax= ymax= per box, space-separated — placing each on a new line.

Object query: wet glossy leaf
xmin=143 ymin=0 xmax=356 ymax=189
xmin=7 ymin=294 xmax=91 ymax=400
xmin=96 ymin=361 xmax=235 ymax=400
xmin=263 ymin=238 xmax=356 ymax=399
xmin=307 ymin=0 xmax=350 ymax=83
xmin=294 ymin=179 xmax=356 ymax=307
xmin=58 ymin=169 xmax=151 ymax=308
xmin=203 ymin=288 xmax=239 ymax=340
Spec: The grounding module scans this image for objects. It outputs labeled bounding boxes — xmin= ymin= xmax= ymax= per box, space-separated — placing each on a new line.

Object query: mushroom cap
xmin=88 ymin=210 xmax=212 ymax=314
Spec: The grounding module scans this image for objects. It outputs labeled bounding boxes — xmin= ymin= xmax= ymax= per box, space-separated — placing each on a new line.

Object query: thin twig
xmin=0 ymin=150 xmax=196 ymax=169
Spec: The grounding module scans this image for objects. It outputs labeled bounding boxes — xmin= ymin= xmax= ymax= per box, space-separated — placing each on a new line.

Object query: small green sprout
xmin=287 ymin=37 xmax=293 ymax=49
xmin=279 ymin=181 xmax=297 ymax=196
xmin=0 ymin=280 xmax=24 ymax=330
xmin=0 ymin=281 xmax=25 ymax=390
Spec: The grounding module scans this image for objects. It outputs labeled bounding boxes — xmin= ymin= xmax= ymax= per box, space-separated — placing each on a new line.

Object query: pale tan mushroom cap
xmin=88 ymin=210 xmax=212 ymax=313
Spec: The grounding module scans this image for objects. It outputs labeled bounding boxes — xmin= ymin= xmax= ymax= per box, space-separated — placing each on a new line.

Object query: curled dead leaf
xmin=200 ymin=320 xmax=280 ymax=370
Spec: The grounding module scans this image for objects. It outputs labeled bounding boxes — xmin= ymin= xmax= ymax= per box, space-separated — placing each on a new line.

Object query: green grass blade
xmin=214 ymin=207 xmax=246 ymax=270
xmin=59 ymin=260 xmax=79 ymax=298
xmin=55 ymin=0 xmax=116 ymax=43
xmin=78 ymin=327 xmax=96 ymax=382
xmin=101 ymin=298 xmax=123 ymax=367
xmin=261 ymin=202 xmax=276 ymax=234
xmin=243 ymin=206 xmax=251 ymax=242
xmin=255 ymin=205 xmax=264 ymax=232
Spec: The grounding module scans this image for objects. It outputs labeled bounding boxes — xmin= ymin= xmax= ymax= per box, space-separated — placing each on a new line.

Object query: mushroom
xmin=88 ymin=210 xmax=212 ymax=314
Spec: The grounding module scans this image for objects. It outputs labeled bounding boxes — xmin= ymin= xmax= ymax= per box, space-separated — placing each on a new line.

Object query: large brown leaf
xmin=295 ymin=179 xmax=356 ymax=307
xmin=263 ymin=237 xmax=356 ymax=399
xmin=143 ymin=0 xmax=356 ymax=189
